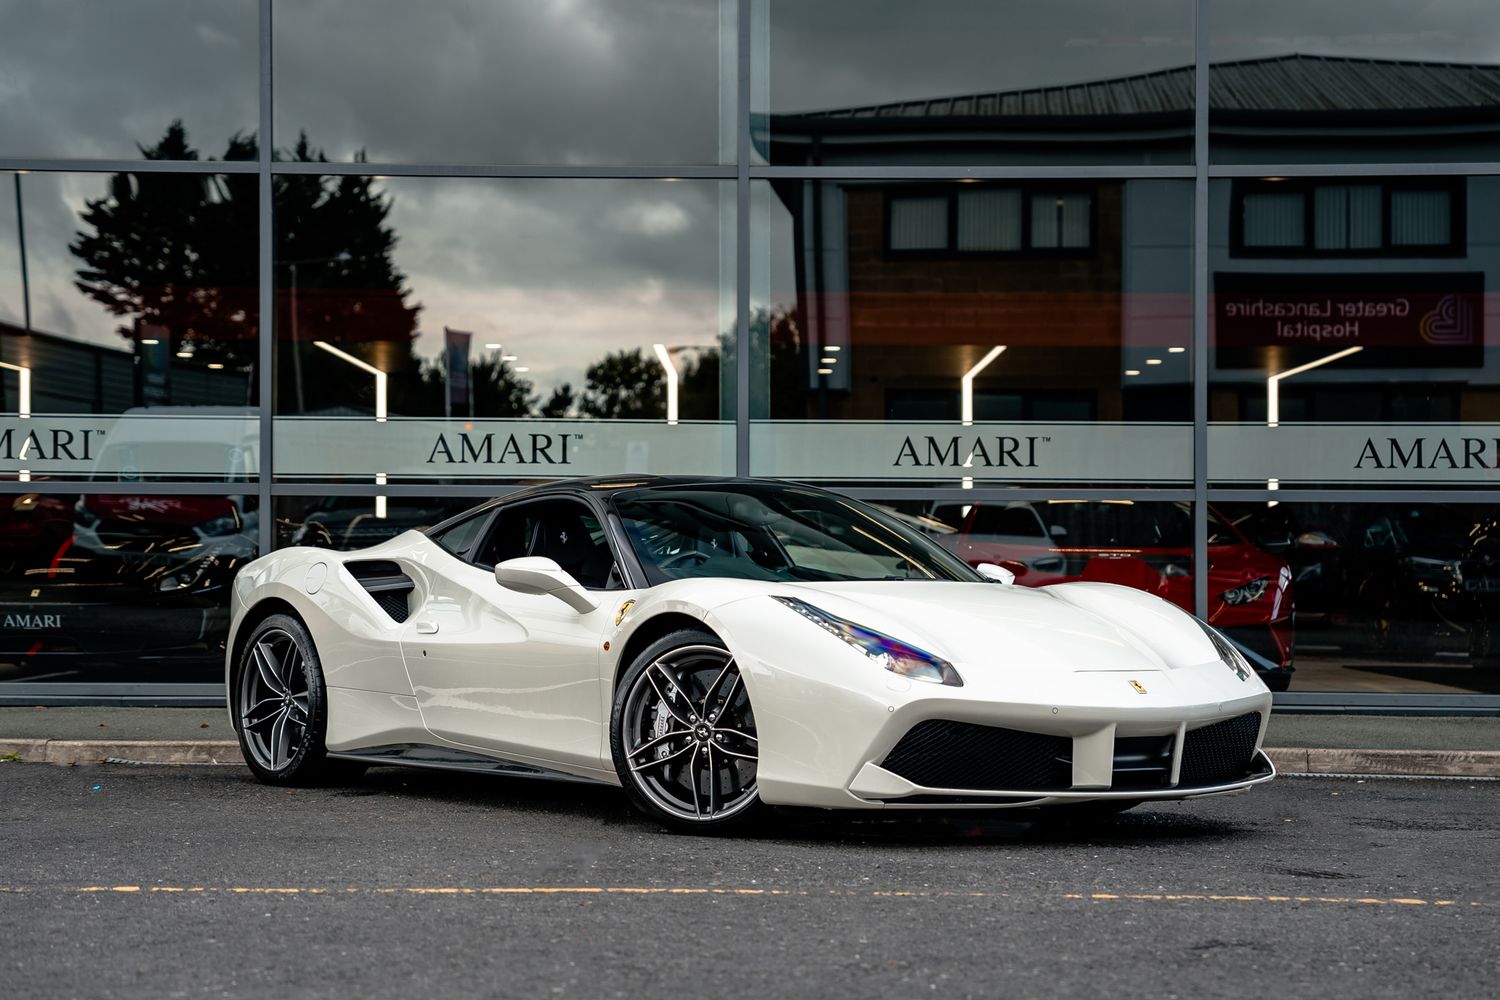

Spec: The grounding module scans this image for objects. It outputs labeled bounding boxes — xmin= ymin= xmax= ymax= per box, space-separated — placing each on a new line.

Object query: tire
xmin=610 ymin=628 xmax=763 ymax=834
xmin=1262 ymin=672 xmax=1293 ymax=693
xmin=232 ymin=613 xmax=359 ymax=786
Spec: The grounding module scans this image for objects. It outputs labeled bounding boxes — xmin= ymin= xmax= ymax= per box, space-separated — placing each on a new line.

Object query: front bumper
xmin=734 ymin=645 xmax=1274 ymax=811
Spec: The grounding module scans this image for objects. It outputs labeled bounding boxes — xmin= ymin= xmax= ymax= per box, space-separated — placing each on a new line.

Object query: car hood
xmin=775 ymin=579 xmax=1212 ymax=675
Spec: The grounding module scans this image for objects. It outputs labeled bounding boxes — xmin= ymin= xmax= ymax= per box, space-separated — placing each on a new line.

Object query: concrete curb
xmin=0 ymin=738 xmax=240 ymax=766
xmin=1265 ymin=747 xmax=1500 ymax=778
xmin=3 ymin=739 xmax=1498 ymax=777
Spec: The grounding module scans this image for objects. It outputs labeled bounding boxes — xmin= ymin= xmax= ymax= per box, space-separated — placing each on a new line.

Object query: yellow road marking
xmin=29 ymin=886 xmax=1483 ymax=906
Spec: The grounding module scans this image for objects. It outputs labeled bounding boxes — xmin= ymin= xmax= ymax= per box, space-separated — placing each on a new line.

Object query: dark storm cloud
xmin=0 ymin=0 xmax=257 ymax=159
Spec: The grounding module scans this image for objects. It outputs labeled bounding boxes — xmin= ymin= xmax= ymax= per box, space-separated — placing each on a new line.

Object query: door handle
xmin=414 ymin=621 xmax=439 ymax=635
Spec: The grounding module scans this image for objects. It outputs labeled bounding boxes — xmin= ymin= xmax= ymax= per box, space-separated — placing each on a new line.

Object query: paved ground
xmin=1 ymin=763 xmax=1495 ymax=999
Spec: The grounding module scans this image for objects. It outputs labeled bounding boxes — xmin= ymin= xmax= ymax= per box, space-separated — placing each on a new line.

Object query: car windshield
xmin=614 ymin=485 xmax=982 ymax=585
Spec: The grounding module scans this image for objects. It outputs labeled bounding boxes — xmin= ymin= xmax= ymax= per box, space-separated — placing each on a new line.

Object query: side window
xmin=429 ymin=509 xmax=491 ymax=559
xmin=476 ymin=499 xmax=621 ymax=590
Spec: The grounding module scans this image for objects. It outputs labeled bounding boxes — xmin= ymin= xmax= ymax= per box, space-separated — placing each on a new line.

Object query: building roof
xmin=782 ymin=54 xmax=1500 ymax=123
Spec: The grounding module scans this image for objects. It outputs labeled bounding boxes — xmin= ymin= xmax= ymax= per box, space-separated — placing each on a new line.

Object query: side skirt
xmin=328 ymin=744 xmax=610 ymax=786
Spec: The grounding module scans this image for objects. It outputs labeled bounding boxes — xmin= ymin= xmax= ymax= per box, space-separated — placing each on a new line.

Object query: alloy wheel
xmin=238 ymin=628 xmax=312 ymax=772
xmin=621 ymin=644 xmax=759 ymax=823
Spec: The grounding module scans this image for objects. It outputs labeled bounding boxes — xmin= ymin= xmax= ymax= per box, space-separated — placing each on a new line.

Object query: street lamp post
xmin=960 ymin=345 xmax=1007 ymax=489
xmin=1264 ymin=345 xmax=1364 ymax=495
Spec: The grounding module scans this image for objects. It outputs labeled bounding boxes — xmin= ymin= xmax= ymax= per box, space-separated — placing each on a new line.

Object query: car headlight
xmin=1220 ymin=576 xmax=1271 ymax=605
xmin=1196 ymin=619 xmax=1251 ymax=682
xmin=773 ymin=596 xmax=962 ymax=687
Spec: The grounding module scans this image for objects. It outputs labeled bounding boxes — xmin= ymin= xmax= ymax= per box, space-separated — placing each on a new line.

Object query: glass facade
xmin=2 ymin=0 xmax=1498 ymax=704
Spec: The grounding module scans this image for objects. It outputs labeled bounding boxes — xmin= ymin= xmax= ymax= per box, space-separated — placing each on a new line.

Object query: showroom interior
xmin=2 ymin=0 xmax=1499 ymax=710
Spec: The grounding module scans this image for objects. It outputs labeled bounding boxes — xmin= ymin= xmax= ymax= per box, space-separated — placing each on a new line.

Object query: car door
xmin=400 ymin=496 xmax=627 ymax=773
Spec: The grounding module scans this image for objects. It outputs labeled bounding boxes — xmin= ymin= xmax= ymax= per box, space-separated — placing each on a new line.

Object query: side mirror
xmin=1295 ymin=530 xmax=1339 ymax=550
xmin=1049 ymin=524 xmax=1068 ymax=539
xmin=975 ymin=562 xmax=1016 ymax=585
xmin=494 ymin=556 xmax=598 ymax=614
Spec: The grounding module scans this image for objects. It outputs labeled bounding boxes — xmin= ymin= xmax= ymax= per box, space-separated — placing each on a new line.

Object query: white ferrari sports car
xmin=226 ymin=477 xmax=1274 ymax=831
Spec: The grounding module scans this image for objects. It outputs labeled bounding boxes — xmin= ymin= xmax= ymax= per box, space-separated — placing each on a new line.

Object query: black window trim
xmin=1229 ymin=177 xmax=1466 ymax=259
xmin=882 ymin=181 xmax=1098 ymax=260
xmin=451 ymin=491 xmax=639 ymax=591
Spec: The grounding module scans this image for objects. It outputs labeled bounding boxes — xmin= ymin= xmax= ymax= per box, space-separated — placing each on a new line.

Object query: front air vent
xmin=346 ymin=560 xmax=415 ymax=623
xmin=1178 ymin=712 xmax=1262 ymax=788
xmin=881 ymin=720 xmax=1072 ymax=791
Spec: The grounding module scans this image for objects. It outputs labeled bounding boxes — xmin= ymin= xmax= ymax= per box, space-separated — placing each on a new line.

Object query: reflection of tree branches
xmin=70 ymin=122 xmax=422 ymax=414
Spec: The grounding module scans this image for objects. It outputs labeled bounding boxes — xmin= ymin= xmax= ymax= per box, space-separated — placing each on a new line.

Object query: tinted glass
xmin=0 ymin=491 xmax=256 ymax=683
xmin=756 ymin=0 xmax=1194 ymax=166
xmin=275 ymin=0 xmax=735 ymax=165
xmin=1216 ymin=501 xmax=1500 ymax=695
xmin=750 ymin=178 xmax=1193 ymax=486
xmin=271 ymin=175 xmax=734 ymax=483
xmin=1208 ymin=175 xmax=1500 ymax=489
xmin=1209 ymin=0 xmax=1500 ymax=164
xmin=616 ymin=485 xmax=979 ymax=585
xmin=274 ymin=496 xmax=476 ymax=550
xmin=477 ymin=499 xmax=618 ymax=589
xmin=1 ymin=170 xmax=258 ymax=482
xmin=0 ymin=0 xmax=257 ymax=160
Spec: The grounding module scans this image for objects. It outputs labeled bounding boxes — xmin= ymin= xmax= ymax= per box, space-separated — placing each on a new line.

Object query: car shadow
xmin=257 ymin=766 xmax=1251 ymax=847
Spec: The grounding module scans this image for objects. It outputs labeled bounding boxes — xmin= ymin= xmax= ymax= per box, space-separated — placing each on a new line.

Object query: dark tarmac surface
xmin=1 ymin=763 xmax=1496 ymax=999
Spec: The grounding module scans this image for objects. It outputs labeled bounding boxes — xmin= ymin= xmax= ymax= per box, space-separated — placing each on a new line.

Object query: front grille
xmin=1178 ymin=712 xmax=1262 ymax=787
xmin=880 ymin=720 xmax=1072 ymax=791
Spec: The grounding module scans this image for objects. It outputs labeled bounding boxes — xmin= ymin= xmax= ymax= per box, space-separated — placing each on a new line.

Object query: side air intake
xmin=346 ymin=560 xmax=415 ymax=623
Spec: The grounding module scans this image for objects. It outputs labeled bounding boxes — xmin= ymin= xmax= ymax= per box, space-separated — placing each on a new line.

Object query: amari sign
xmin=751 ymin=422 xmax=1193 ymax=483
xmin=274 ymin=418 xmax=733 ymax=479
xmin=1210 ymin=424 xmax=1500 ymax=485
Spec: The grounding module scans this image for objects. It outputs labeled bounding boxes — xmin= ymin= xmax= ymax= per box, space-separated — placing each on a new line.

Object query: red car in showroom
xmin=936 ymin=500 xmax=1295 ymax=690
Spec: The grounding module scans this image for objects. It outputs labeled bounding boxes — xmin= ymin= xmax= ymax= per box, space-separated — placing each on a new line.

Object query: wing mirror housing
xmin=494 ymin=556 xmax=598 ymax=614
xmin=975 ymin=562 xmax=1016 ymax=585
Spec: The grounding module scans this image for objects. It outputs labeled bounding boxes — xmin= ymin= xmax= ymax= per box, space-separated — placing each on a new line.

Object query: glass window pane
xmin=1210 ymin=175 xmax=1494 ymax=490
xmin=1 ymin=170 xmax=258 ymax=483
xmin=272 ymin=176 xmax=735 ymax=483
xmin=889 ymin=196 xmax=949 ymax=250
xmin=1392 ymin=190 xmax=1452 ymax=246
xmin=1242 ymin=190 xmax=1304 ymax=247
xmin=956 ymin=189 xmax=1022 ymax=252
xmin=274 ymin=0 xmax=735 ymax=165
xmin=274 ymin=495 xmax=481 ymax=550
xmin=0 ymin=0 xmax=258 ymax=160
xmin=755 ymin=0 xmax=1194 ymax=166
xmin=1210 ymin=0 xmax=1500 ymax=164
xmin=0 ymin=491 xmax=256 ymax=683
xmin=1212 ymin=501 xmax=1500 ymax=695
xmin=751 ymin=179 xmax=1193 ymax=488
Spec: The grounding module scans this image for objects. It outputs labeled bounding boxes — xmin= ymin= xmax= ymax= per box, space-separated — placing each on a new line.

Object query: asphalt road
xmin=2 ymin=763 xmax=1496 ymax=1000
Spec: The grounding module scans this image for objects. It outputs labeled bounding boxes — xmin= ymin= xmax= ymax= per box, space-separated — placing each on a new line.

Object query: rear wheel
xmin=233 ymin=613 xmax=359 ymax=785
xmin=610 ymin=629 xmax=762 ymax=833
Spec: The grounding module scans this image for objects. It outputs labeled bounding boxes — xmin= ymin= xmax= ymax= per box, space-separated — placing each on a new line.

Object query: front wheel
xmin=233 ymin=613 xmax=356 ymax=785
xmin=610 ymin=629 xmax=763 ymax=834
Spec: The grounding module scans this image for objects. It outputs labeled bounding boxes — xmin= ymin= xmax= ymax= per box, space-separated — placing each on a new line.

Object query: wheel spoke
xmin=629 ymin=740 xmax=694 ymax=773
xmin=714 ymin=727 xmax=757 ymax=745
xmin=268 ymin=707 xmax=290 ymax=768
xmin=714 ymin=744 xmax=758 ymax=763
xmin=646 ymin=663 xmax=695 ymax=728
xmin=699 ymin=658 xmax=736 ymax=717
xmin=287 ymin=694 xmax=310 ymax=723
xmin=252 ymin=642 xmax=289 ymax=697
xmin=627 ymin=727 xmax=691 ymax=759
xmin=241 ymin=697 xmax=282 ymax=728
xmin=682 ymin=747 xmax=704 ymax=818
xmin=706 ymin=743 xmax=718 ymax=816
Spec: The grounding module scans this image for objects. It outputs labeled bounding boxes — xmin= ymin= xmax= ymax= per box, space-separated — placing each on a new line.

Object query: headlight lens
xmin=1220 ymin=576 xmax=1271 ymax=605
xmin=773 ymin=596 xmax=962 ymax=687
xmin=1196 ymin=619 xmax=1251 ymax=682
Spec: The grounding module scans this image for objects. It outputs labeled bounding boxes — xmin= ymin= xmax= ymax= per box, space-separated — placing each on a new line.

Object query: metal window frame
xmin=3 ymin=0 xmax=1499 ymax=711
